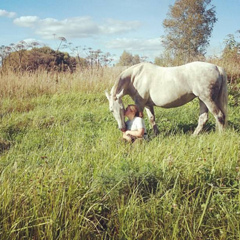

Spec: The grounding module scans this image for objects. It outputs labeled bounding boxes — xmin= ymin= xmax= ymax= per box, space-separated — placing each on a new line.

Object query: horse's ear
xmin=116 ymin=89 xmax=124 ymax=100
xmin=105 ymin=91 xmax=110 ymax=100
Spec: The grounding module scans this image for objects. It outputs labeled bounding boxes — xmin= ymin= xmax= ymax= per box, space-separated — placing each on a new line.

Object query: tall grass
xmin=0 ymin=67 xmax=123 ymax=99
xmin=0 ymin=67 xmax=240 ymax=239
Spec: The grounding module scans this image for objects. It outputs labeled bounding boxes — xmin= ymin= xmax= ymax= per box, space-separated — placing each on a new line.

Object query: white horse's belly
xmin=151 ymin=92 xmax=196 ymax=108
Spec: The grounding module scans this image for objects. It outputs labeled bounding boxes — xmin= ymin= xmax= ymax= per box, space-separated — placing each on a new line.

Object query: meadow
xmin=0 ymin=67 xmax=240 ymax=240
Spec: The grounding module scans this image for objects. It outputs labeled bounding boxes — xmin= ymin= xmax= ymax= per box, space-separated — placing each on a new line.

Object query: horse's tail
xmin=217 ymin=66 xmax=228 ymax=127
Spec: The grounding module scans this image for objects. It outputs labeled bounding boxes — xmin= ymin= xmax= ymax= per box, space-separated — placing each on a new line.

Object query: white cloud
xmin=14 ymin=16 xmax=39 ymax=27
xmin=106 ymin=37 xmax=164 ymax=61
xmin=107 ymin=37 xmax=163 ymax=52
xmin=20 ymin=38 xmax=45 ymax=46
xmin=12 ymin=15 xmax=141 ymax=39
xmin=100 ymin=19 xmax=141 ymax=34
xmin=0 ymin=9 xmax=16 ymax=18
xmin=36 ymin=17 xmax=100 ymax=39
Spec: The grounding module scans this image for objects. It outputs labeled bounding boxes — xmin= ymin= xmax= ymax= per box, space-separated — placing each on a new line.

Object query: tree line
xmin=0 ymin=40 xmax=116 ymax=73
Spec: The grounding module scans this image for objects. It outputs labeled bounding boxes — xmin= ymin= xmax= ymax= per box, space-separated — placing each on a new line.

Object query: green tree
xmin=132 ymin=54 xmax=141 ymax=65
xmin=3 ymin=46 xmax=77 ymax=72
xmin=117 ymin=50 xmax=141 ymax=66
xmin=222 ymin=33 xmax=240 ymax=60
xmin=221 ymin=32 xmax=240 ymax=83
xmin=162 ymin=0 xmax=217 ymax=64
xmin=154 ymin=52 xmax=173 ymax=67
xmin=0 ymin=45 xmax=12 ymax=68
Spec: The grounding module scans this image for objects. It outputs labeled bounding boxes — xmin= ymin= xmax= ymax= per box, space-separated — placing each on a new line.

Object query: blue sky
xmin=1 ymin=0 xmax=240 ymax=62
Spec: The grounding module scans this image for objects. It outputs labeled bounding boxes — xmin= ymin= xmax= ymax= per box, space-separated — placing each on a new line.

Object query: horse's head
xmin=105 ymin=91 xmax=126 ymax=131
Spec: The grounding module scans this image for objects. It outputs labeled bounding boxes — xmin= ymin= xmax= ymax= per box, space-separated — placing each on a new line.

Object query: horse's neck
xmin=112 ymin=76 xmax=130 ymax=98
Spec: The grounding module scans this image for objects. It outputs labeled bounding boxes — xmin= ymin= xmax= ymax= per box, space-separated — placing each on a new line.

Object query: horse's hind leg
xmin=193 ymin=100 xmax=209 ymax=135
xmin=145 ymin=106 xmax=159 ymax=135
xmin=202 ymin=99 xmax=225 ymax=133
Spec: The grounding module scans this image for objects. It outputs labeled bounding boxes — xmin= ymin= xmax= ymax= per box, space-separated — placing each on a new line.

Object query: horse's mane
xmin=111 ymin=75 xmax=127 ymax=99
xmin=111 ymin=63 xmax=145 ymax=99
xmin=111 ymin=80 xmax=119 ymax=98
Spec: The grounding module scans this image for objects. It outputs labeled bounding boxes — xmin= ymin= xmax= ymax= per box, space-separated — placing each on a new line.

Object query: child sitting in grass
xmin=122 ymin=104 xmax=147 ymax=143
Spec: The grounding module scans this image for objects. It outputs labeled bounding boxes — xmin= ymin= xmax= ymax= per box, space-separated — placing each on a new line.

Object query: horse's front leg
xmin=145 ymin=106 xmax=159 ymax=135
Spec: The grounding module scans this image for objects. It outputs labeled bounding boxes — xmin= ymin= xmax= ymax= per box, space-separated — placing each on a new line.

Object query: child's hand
xmin=125 ymin=130 xmax=131 ymax=136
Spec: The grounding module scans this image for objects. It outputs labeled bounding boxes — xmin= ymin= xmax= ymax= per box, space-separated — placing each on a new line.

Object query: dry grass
xmin=209 ymin=58 xmax=240 ymax=83
xmin=0 ymin=67 xmax=123 ymax=99
xmin=1 ymin=60 xmax=239 ymax=100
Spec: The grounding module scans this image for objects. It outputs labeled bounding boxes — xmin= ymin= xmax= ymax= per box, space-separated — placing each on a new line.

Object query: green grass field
xmin=0 ymin=69 xmax=240 ymax=239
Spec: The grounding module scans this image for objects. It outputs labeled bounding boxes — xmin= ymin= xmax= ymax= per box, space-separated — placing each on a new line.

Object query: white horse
xmin=105 ymin=62 xmax=228 ymax=135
